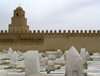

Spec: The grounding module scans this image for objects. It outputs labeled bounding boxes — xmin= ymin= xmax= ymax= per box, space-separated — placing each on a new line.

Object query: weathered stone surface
xmin=47 ymin=60 xmax=55 ymax=71
xmin=10 ymin=51 xmax=18 ymax=62
xmin=87 ymin=61 xmax=100 ymax=65
xmin=9 ymin=62 xmax=16 ymax=67
xmin=25 ymin=51 xmax=40 ymax=76
xmin=8 ymin=47 xmax=13 ymax=54
xmin=86 ymin=51 xmax=89 ymax=59
xmin=80 ymin=48 xmax=86 ymax=64
xmin=65 ymin=46 xmax=84 ymax=76
xmin=64 ymin=51 xmax=68 ymax=60
xmin=0 ymin=70 xmax=7 ymax=76
xmin=48 ymin=55 xmax=55 ymax=60
xmin=57 ymin=49 xmax=62 ymax=57
xmin=40 ymin=57 xmax=48 ymax=65
xmin=93 ymin=53 xmax=100 ymax=56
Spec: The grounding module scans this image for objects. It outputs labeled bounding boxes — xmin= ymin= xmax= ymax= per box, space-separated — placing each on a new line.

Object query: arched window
xmin=16 ymin=13 xmax=19 ymax=17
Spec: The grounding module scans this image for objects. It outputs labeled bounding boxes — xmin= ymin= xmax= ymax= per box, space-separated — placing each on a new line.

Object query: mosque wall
xmin=0 ymin=30 xmax=100 ymax=53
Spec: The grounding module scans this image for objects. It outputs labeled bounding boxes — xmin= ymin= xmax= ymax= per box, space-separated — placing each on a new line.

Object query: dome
xmin=16 ymin=6 xmax=23 ymax=10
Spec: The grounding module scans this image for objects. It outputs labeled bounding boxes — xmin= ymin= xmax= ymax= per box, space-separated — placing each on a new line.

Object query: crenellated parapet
xmin=0 ymin=30 xmax=44 ymax=43
xmin=0 ymin=30 xmax=100 ymax=36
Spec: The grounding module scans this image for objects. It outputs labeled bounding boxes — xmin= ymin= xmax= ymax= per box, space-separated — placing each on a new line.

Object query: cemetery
xmin=0 ymin=5 xmax=100 ymax=76
xmin=0 ymin=46 xmax=100 ymax=76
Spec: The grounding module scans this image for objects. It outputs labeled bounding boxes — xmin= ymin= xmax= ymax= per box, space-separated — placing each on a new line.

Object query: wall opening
xmin=16 ymin=13 xmax=19 ymax=17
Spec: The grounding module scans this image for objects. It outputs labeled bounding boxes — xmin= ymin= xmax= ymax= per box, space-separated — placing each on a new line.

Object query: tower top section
xmin=9 ymin=6 xmax=29 ymax=32
xmin=14 ymin=6 xmax=25 ymax=18
xmin=16 ymin=6 xmax=23 ymax=10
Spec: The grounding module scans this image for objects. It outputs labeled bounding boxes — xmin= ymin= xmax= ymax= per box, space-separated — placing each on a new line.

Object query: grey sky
xmin=0 ymin=0 xmax=100 ymax=32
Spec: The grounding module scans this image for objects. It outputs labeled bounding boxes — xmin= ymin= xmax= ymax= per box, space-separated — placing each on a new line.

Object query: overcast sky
xmin=0 ymin=0 xmax=100 ymax=32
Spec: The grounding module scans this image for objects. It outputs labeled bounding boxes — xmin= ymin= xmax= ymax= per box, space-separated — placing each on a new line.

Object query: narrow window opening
xmin=16 ymin=13 xmax=19 ymax=17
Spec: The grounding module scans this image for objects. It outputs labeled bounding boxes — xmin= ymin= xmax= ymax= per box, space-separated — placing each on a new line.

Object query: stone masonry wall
xmin=0 ymin=30 xmax=100 ymax=53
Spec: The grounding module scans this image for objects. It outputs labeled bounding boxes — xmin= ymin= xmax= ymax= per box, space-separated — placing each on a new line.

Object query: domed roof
xmin=16 ymin=6 xmax=23 ymax=10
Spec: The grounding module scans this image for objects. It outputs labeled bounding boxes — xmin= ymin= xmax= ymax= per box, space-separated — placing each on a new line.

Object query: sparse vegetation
xmin=1 ymin=58 xmax=10 ymax=60
xmin=84 ymin=62 xmax=87 ymax=69
xmin=57 ymin=67 xmax=61 ymax=69
xmin=47 ymin=69 xmax=55 ymax=74
xmin=84 ymin=73 xmax=87 ymax=76
xmin=0 ymin=62 xmax=10 ymax=65
xmin=4 ymin=67 xmax=12 ymax=69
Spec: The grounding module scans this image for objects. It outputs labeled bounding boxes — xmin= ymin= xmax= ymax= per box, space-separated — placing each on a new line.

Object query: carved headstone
xmin=80 ymin=48 xmax=86 ymax=64
xmin=10 ymin=51 xmax=18 ymax=62
xmin=64 ymin=51 xmax=68 ymax=60
xmin=65 ymin=46 xmax=84 ymax=76
xmin=57 ymin=49 xmax=62 ymax=57
xmin=47 ymin=60 xmax=55 ymax=71
xmin=8 ymin=47 xmax=13 ymax=54
xmin=86 ymin=51 xmax=89 ymax=59
xmin=25 ymin=51 xmax=40 ymax=76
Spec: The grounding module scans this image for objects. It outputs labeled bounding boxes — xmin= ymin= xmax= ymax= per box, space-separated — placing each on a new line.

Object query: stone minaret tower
xmin=9 ymin=6 xmax=29 ymax=32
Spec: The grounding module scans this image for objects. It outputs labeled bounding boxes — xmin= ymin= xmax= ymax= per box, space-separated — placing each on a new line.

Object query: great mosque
xmin=0 ymin=6 xmax=100 ymax=53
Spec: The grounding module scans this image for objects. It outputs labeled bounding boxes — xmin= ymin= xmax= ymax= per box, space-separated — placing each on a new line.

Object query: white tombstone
xmin=40 ymin=57 xmax=48 ymax=65
xmin=39 ymin=53 xmax=42 ymax=58
xmin=65 ymin=46 xmax=84 ymax=76
xmin=17 ymin=51 xmax=22 ymax=56
xmin=0 ymin=70 xmax=8 ymax=76
xmin=93 ymin=53 xmax=100 ymax=56
xmin=92 ymin=53 xmax=100 ymax=61
xmin=22 ymin=52 xmax=27 ymax=58
xmin=25 ymin=51 xmax=40 ymax=76
xmin=45 ymin=51 xmax=60 ymax=58
xmin=7 ymin=51 xmax=12 ymax=58
xmin=47 ymin=60 xmax=55 ymax=71
xmin=18 ymin=56 xmax=23 ymax=61
xmin=64 ymin=51 xmax=68 ymax=60
xmin=57 ymin=49 xmax=62 ymax=57
xmin=90 ymin=56 xmax=100 ymax=61
xmin=9 ymin=62 xmax=16 ymax=67
xmin=80 ymin=48 xmax=86 ymax=64
xmin=8 ymin=47 xmax=13 ymax=54
xmin=10 ymin=51 xmax=18 ymax=62
xmin=3 ymin=50 xmax=7 ymax=53
xmin=1 ymin=53 xmax=9 ymax=59
xmin=86 ymin=51 xmax=89 ymax=59
xmin=48 ymin=54 xmax=54 ymax=60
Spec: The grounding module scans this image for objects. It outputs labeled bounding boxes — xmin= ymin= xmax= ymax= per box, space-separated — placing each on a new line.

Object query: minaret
xmin=9 ymin=6 xmax=29 ymax=32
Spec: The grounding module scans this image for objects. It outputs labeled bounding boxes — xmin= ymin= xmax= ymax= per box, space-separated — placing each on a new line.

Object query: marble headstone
xmin=80 ymin=48 xmax=86 ymax=64
xmin=64 ymin=51 xmax=68 ymax=60
xmin=57 ymin=49 xmax=62 ymax=57
xmin=0 ymin=70 xmax=7 ymax=76
xmin=47 ymin=60 xmax=55 ymax=71
xmin=86 ymin=51 xmax=89 ymax=59
xmin=10 ymin=51 xmax=18 ymax=62
xmin=65 ymin=46 xmax=84 ymax=76
xmin=8 ymin=47 xmax=13 ymax=54
xmin=25 ymin=51 xmax=40 ymax=76
xmin=48 ymin=54 xmax=54 ymax=60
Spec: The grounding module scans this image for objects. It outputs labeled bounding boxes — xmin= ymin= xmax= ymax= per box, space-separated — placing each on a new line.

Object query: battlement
xmin=0 ymin=30 xmax=100 ymax=43
xmin=0 ymin=30 xmax=100 ymax=37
